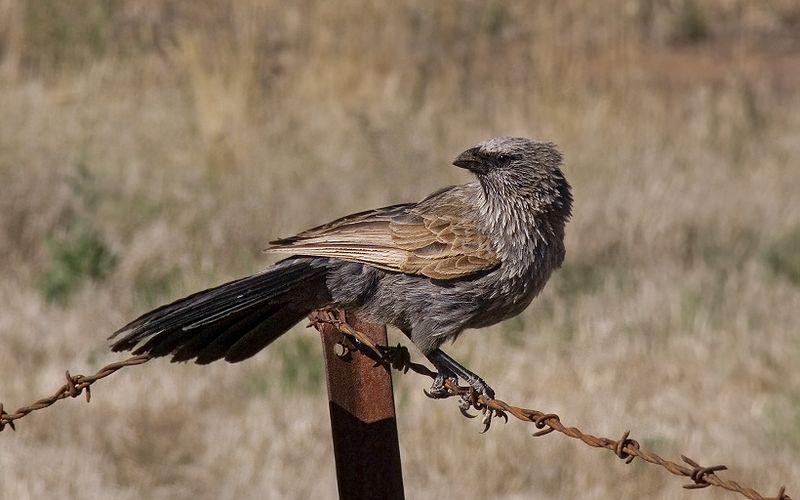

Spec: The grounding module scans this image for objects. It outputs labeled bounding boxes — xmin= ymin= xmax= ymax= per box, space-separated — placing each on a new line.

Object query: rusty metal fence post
xmin=314 ymin=312 xmax=405 ymax=500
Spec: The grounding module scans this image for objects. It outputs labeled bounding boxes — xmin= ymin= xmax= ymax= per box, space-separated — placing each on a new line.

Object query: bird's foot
xmin=425 ymin=348 xmax=495 ymax=399
xmin=424 ymin=372 xmax=458 ymax=399
xmin=457 ymin=386 xmax=508 ymax=432
xmin=308 ymin=309 xmax=381 ymax=355
xmin=423 ymin=369 xmax=496 ymax=401
xmin=307 ymin=308 xmax=347 ymax=329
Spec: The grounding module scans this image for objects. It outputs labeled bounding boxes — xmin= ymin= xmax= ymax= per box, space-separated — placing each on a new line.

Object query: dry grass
xmin=1 ymin=1 xmax=799 ymax=498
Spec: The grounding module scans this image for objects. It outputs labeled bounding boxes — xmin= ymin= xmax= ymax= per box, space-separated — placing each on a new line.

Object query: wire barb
xmin=614 ymin=430 xmax=639 ymax=464
xmin=681 ymin=455 xmax=729 ymax=490
xmin=0 ymin=403 xmax=15 ymax=432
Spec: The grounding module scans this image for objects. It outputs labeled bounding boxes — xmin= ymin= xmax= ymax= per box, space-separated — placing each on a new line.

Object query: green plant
xmin=22 ymin=0 xmax=117 ymax=72
xmin=37 ymin=221 xmax=117 ymax=302
xmin=555 ymin=262 xmax=603 ymax=300
xmin=500 ymin=315 xmax=526 ymax=346
xmin=673 ymin=0 xmax=710 ymax=44
xmin=276 ymin=333 xmax=323 ymax=394
xmin=765 ymin=227 xmax=800 ymax=287
xmin=36 ymin=165 xmax=116 ymax=303
xmin=134 ymin=268 xmax=182 ymax=310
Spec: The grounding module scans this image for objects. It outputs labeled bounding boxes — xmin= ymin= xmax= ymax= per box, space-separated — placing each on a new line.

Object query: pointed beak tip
xmin=453 ymin=148 xmax=482 ymax=171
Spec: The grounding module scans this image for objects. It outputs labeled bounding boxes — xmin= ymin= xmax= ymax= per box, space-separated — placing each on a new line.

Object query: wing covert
xmin=264 ymin=186 xmax=499 ymax=279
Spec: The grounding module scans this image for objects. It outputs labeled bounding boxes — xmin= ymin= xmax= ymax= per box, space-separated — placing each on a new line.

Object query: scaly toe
xmin=424 ymin=374 xmax=456 ymax=399
xmin=471 ymin=378 xmax=495 ymax=401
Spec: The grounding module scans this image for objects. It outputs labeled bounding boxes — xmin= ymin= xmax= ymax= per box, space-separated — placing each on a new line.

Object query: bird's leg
xmin=425 ymin=348 xmax=496 ymax=401
xmin=423 ymin=363 xmax=459 ymax=399
xmin=426 ymin=349 xmax=507 ymax=430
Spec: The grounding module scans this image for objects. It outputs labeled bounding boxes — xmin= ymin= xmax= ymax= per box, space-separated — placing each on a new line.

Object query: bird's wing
xmin=265 ymin=188 xmax=499 ymax=280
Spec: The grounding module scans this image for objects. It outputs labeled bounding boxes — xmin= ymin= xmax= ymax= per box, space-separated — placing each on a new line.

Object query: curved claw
xmin=424 ymin=387 xmax=450 ymax=399
xmin=459 ymin=406 xmax=477 ymax=418
xmin=496 ymin=409 xmax=509 ymax=424
xmin=458 ymin=393 xmax=481 ymax=419
xmin=477 ymin=408 xmax=508 ymax=433
xmin=480 ymin=418 xmax=492 ymax=433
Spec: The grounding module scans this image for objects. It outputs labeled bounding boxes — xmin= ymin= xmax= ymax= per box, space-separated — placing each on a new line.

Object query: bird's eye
xmin=497 ymin=154 xmax=509 ymax=163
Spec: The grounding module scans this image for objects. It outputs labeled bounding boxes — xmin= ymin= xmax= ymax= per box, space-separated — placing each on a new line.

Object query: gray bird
xmin=111 ymin=137 xmax=572 ymax=399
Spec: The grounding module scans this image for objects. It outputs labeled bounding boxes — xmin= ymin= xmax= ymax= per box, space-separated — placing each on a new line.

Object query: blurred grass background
xmin=1 ymin=0 xmax=799 ymax=498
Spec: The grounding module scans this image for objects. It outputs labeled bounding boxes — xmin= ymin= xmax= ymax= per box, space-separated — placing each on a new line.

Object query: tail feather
xmin=110 ymin=259 xmax=328 ymax=362
xmin=137 ymin=305 xmax=269 ymax=359
xmin=192 ymin=304 xmax=284 ymax=364
xmin=121 ymin=262 xmax=317 ymax=338
xmin=169 ymin=319 xmax=241 ymax=362
xmin=224 ymin=307 xmax=307 ymax=363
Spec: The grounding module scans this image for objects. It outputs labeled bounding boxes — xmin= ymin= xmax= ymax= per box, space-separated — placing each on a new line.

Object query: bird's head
xmin=453 ymin=137 xmax=572 ymax=217
xmin=453 ymin=137 xmax=560 ymax=176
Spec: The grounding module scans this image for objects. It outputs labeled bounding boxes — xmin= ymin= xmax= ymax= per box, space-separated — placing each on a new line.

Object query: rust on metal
xmin=311 ymin=310 xmax=405 ymax=500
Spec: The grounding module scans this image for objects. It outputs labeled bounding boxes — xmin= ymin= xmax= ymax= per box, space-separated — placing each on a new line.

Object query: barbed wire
xmin=0 ymin=315 xmax=791 ymax=500
xmin=0 ymin=355 xmax=150 ymax=432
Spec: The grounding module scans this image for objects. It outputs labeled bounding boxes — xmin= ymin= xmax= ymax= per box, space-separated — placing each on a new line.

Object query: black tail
xmin=110 ymin=259 xmax=329 ymax=364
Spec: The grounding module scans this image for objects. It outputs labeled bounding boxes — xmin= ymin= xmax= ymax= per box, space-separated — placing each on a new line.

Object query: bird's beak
xmin=452 ymin=147 xmax=486 ymax=173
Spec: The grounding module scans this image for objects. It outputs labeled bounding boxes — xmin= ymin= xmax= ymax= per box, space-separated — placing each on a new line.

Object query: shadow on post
xmin=313 ymin=311 xmax=405 ymax=500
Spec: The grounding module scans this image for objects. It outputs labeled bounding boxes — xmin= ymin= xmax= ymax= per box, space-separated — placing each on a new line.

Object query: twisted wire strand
xmin=0 ymin=355 xmax=150 ymax=432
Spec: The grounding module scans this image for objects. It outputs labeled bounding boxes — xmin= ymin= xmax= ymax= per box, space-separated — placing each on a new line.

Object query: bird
xmin=110 ymin=137 xmax=573 ymax=399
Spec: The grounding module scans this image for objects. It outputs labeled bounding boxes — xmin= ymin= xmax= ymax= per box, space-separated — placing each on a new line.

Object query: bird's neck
xmin=474 ymin=182 xmax=566 ymax=274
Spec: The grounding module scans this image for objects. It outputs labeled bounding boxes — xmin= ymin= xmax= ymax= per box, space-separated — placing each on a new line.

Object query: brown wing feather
xmin=264 ymin=187 xmax=499 ymax=280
